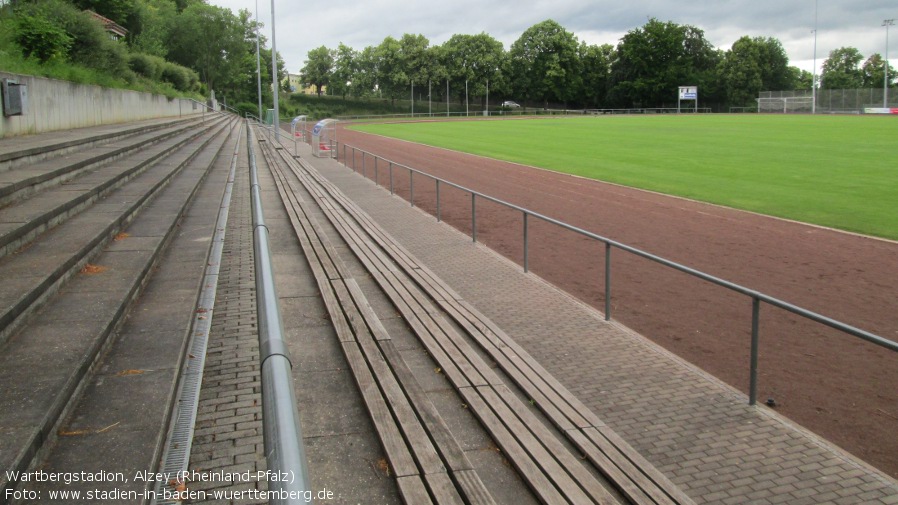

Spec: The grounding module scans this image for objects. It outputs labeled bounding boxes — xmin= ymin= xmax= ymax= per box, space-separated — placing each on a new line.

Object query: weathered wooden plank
xmin=481 ymin=385 xmax=616 ymax=505
xmin=379 ymin=339 xmax=474 ymax=473
xmin=452 ymin=469 xmax=498 ymax=505
xmin=396 ymin=475 xmax=434 ymax=505
xmin=458 ymin=388 xmax=568 ymax=505
xmin=344 ymin=277 xmax=392 ymax=341
xmin=566 ymin=429 xmax=655 ymax=505
xmin=591 ymin=426 xmax=695 ymax=505
xmin=424 ymin=472 xmax=466 ymax=505
xmin=340 ymin=341 xmax=419 ymax=478
xmin=333 ymin=280 xmax=447 ymax=477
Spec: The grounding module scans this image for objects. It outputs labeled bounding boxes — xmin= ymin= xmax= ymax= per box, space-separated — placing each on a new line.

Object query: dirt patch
xmin=337 ymin=124 xmax=898 ymax=479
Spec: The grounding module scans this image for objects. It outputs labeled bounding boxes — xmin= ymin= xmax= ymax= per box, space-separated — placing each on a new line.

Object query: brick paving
xmin=187 ymin=135 xmax=267 ymax=504
xmin=304 ymin=153 xmax=898 ymax=505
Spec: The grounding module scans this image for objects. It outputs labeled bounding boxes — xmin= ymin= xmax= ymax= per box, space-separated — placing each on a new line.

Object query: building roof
xmin=86 ymin=10 xmax=128 ymax=38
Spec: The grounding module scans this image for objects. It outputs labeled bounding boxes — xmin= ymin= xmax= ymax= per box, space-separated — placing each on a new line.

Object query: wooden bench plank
xmin=458 ymin=388 xmax=569 ymax=505
xmin=396 ymin=475 xmax=434 ymax=505
xmin=332 ymin=279 xmax=447 ymax=476
xmin=424 ymin=472 xmax=466 ymax=505
xmin=341 ymin=341 xmax=419 ymax=478
xmin=566 ymin=428 xmax=657 ymax=505
xmin=452 ymin=469 xmax=498 ymax=505
xmin=378 ymin=339 xmax=474 ymax=473
xmin=479 ymin=386 xmax=615 ymax=505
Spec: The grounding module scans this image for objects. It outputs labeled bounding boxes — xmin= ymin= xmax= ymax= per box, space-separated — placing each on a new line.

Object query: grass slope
xmin=352 ymin=115 xmax=898 ymax=240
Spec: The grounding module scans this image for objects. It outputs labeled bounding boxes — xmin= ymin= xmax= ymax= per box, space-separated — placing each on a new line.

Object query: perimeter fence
xmin=758 ymin=88 xmax=898 ymax=113
xmin=332 ymin=141 xmax=898 ymax=408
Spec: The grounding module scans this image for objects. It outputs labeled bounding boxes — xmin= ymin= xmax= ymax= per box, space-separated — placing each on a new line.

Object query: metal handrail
xmin=247 ymin=123 xmax=312 ymax=503
xmin=336 ymin=142 xmax=898 ymax=406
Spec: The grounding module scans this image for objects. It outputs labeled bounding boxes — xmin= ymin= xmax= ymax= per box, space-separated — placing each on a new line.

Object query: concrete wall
xmin=0 ymin=72 xmax=204 ymax=138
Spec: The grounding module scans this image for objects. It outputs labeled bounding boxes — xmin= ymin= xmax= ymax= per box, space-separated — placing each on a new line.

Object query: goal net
xmin=757 ymin=96 xmax=814 ymax=113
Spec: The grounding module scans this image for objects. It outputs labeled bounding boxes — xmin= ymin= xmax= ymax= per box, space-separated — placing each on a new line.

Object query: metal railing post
xmin=362 ymin=152 xmax=366 ymax=179
xmin=389 ymin=162 xmax=394 ymax=195
xmin=749 ymin=297 xmax=761 ymax=405
xmin=410 ymin=169 xmax=415 ymax=207
xmin=523 ymin=212 xmax=529 ymax=273
xmin=472 ymin=193 xmax=477 ymax=242
xmin=604 ymin=243 xmax=612 ymax=321
xmin=375 ymin=157 xmax=379 ymax=186
xmin=436 ymin=180 xmax=441 ymax=221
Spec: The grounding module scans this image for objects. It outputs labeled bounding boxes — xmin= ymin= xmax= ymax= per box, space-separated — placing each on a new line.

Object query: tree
xmin=862 ymin=53 xmax=888 ymax=89
xmin=329 ymin=43 xmax=358 ymax=99
xmin=441 ymin=33 xmax=506 ymax=107
xmin=718 ymin=36 xmax=763 ymax=106
xmin=300 ymin=46 xmax=334 ymax=96
xmin=786 ymin=66 xmax=814 ymax=90
xmin=375 ymin=36 xmax=405 ymax=104
xmin=578 ymin=42 xmax=614 ymax=107
xmin=609 ymin=19 xmax=718 ymax=108
xmin=508 ymin=19 xmax=580 ymax=107
xmin=820 ymin=47 xmax=863 ymax=89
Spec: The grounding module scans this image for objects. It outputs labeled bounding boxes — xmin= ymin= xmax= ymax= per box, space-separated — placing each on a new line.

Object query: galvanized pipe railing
xmin=248 ymin=125 xmax=312 ymax=503
xmin=336 ymin=142 xmax=898 ymax=406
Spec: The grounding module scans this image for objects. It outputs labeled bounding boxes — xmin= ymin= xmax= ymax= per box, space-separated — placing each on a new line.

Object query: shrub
xmin=160 ymin=62 xmax=197 ymax=91
xmin=14 ymin=11 xmax=71 ymax=63
xmin=128 ymin=52 xmax=164 ymax=80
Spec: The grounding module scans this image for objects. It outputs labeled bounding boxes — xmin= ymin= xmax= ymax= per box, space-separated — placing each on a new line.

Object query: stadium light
xmin=255 ymin=0 xmax=262 ymax=119
xmin=812 ymin=0 xmax=818 ymax=114
xmin=885 ymin=19 xmax=895 ymax=108
xmin=270 ymin=0 xmax=279 ymax=133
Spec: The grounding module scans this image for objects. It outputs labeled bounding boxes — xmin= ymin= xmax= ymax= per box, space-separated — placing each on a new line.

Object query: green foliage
xmin=128 ymin=51 xmax=163 ymax=79
xmin=14 ymin=10 xmax=72 ymax=63
xmin=509 ymin=20 xmax=580 ymax=106
xmin=160 ymin=60 xmax=195 ymax=91
xmin=299 ymin=46 xmax=334 ymax=96
xmin=821 ymin=47 xmax=864 ymax=89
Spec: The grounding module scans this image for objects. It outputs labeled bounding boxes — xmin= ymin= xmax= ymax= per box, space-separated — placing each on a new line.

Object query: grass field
xmin=351 ymin=115 xmax=898 ymax=240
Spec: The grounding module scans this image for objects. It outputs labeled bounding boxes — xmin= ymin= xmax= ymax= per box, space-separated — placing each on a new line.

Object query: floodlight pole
xmin=411 ymin=81 xmax=414 ymax=116
xmin=465 ymin=79 xmax=469 ymax=116
xmin=255 ymin=0 xmax=262 ymax=120
xmin=885 ymin=19 xmax=895 ymax=108
xmin=812 ymin=0 xmax=818 ymax=114
xmin=270 ymin=0 xmax=280 ymax=135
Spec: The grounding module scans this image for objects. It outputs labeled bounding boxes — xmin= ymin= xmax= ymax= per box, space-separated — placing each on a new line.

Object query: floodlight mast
xmin=885 ymin=19 xmax=895 ymax=108
xmin=270 ymin=0 xmax=279 ymax=134
xmin=255 ymin=0 xmax=262 ymax=120
xmin=812 ymin=0 xmax=818 ymax=114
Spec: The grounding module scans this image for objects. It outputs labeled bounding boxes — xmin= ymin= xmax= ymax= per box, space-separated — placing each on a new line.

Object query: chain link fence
xmin=758 ymin=89 xmax=897 ymax=113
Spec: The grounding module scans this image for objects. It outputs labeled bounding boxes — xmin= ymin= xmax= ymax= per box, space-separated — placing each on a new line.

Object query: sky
xmin=209 ymin=0 xmax=896 ymax=78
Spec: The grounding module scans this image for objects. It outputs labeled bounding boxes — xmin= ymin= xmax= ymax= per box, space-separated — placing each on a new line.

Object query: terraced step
xmin=0 ymin=117 xmax=237 ymax=501
xmin=0 ymin=115 xmax=210 ymax=208
xmin=0 ymin=116 xmax=229 ymax=259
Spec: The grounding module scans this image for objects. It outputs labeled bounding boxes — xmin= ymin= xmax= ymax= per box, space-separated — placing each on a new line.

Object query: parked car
xmin=501 ymin=100 xmax=521 ymax=108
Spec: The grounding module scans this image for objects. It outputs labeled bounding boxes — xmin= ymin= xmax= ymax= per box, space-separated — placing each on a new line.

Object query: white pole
xmin=429 ymin=80 xmax=432 ymax=116
xmin=270 ymin=0 xmax=279 ymax=135
xmin=465 ymin=79 xmax=469 ymax=116
xmin=885 ymin=19 xmax=895 ymax=108
xmin=411 ymin=81 xmax=414 ymax=116
xmin=446 ymin=79 xmax=449 ymax=117
xmin=255 ymin=0 xmax=262 ymax=120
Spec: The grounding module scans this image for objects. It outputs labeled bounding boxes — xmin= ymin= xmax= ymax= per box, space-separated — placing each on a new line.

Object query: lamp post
xmin=255 ymin=0 xmax=262 ymax=120
xmin=270 ymin=0 xmax=279 ymax=134
xmin=812 ymin=0 xmax=818 ymax=114
xmin=884 ymin=19 xmax=895 ymax=108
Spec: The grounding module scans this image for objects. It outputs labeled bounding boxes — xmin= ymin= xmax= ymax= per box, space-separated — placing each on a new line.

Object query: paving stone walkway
xmin=298 ymin=148 xmax=898 ymax=505
xmin=187 ymin=132 xmax=267 ymax=504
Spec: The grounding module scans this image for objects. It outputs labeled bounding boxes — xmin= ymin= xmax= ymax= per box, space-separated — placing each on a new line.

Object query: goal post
xmin=757 ymin=96 xmax=814 ymax=113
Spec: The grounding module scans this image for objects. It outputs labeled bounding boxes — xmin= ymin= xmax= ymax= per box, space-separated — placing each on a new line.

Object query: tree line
xmin=1 ymin=0 xmax=286 ymax=111
xmin=300 ymin=19 xmax=895 ymax=110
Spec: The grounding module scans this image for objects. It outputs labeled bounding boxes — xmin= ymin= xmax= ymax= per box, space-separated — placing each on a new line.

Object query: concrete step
xmin=0 ymin=115 xmax=201 ymax=173
xmin=0 ymin=116 xmax=228 ymax=259
xmin=0 ymin=117 xmax=237 ymax=503
xmin=0 ymin=116 xmax=209 ymax=207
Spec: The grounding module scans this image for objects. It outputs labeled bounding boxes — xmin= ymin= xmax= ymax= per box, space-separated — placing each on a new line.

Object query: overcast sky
xmin=209 ymin=0 xmax=896 ymax=77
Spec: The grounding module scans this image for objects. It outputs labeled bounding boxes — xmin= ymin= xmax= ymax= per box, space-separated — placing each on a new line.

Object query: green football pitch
xmin=351 ymin=115 xmax=898 ymax=240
